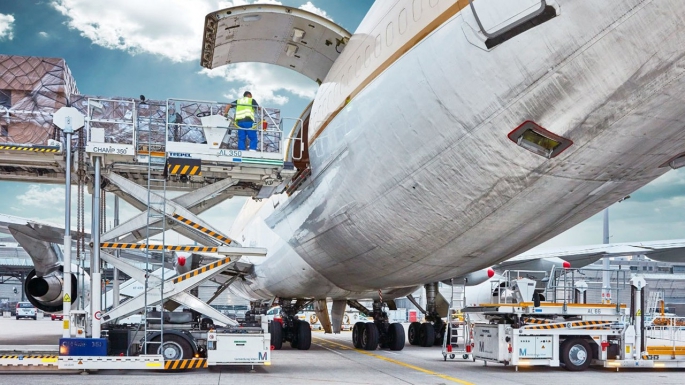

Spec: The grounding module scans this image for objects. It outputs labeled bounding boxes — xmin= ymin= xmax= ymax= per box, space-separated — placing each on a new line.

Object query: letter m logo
xmin=478 ymin=341 xmax=485 ymax=352
xmin=519 ymin=348 xmax=527 ymax=356
xmin=258 ymin=351 xmax=268 ymax=361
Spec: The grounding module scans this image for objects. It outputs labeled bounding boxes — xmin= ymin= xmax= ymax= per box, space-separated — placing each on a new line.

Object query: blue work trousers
xmin=237 ymin=120 xmax=258 ymax=151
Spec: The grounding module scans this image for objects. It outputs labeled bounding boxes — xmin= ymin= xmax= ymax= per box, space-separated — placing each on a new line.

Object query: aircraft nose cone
xmin=177 ymin=256 xmax=186 ymax=267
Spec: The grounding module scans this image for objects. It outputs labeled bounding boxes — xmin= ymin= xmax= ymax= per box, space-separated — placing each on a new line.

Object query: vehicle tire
xmin=362 ymin=322 xmax=379 ymax=351
xmin=561 ymin=338 xmax=591 ymax=371
xmin=419 ymin=323 xmax=435 ymax=347
xmin=352 ymin=322 xmax=365 ymax=349
xmin=33 ymin=316 xmax=37 ymax=320
xmin=146 ymin=334 xmax=194 ymax=360
xmin=408 ymin=322 xmax=421 ymax=346
xmin=269 ymin=321 xmax=283 ymax=350
xmin=387 ymin=323 xmax=405 ymax=351
xmin=296 ymin=320 xmax=312 ymax=350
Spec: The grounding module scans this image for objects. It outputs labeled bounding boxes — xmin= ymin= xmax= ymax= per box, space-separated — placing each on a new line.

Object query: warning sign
xmin=63 ymin=293 xmax=71 ymax=302
xmin=63 ymin=320 xmax=69 ymax=330
xmin=636 ymin=309 xmax=642 ymax=316
xmin=94 ymin=311 xmax=102 ymax=321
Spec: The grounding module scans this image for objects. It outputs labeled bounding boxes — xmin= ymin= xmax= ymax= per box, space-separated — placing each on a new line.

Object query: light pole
xmin=601 ymin=195 xmax=630 ymax=304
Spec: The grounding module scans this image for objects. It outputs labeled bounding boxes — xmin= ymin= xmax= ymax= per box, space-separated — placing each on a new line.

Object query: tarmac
xmin=2 ymin=318 xmax=685 ymax=384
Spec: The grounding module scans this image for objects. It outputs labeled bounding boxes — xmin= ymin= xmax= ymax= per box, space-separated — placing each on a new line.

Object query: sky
xmin=0 ymin=0 xmax=684 ymax=251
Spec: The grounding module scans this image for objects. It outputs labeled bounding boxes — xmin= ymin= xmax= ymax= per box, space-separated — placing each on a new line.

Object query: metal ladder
xmin=442 ymin=279 xmax=471 ymax=360
xmin=138 ymin=100 xmax=168 ymax=355
xmin=647 ymin=289 xmax=663 ymax=317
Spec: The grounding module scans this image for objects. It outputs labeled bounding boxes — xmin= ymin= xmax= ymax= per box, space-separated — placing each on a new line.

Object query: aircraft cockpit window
xmin=507 ymin=120 xmax=572 ymax=159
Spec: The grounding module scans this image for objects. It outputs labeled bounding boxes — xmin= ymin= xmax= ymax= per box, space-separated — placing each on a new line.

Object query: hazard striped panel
xmin=0 ymin=355 xmax=58 ymax=359
xmin=0 ymin=145 xmax=61 ymax=153
xmin=165 ymin=157 xmax=201 ymax=177
xmin=164 ymin=358 xmax=207 ymax=370
xmin=526 ymin=320 xmax=612 ymax=330
xmin=171 ymin=214 xmax=232 ymax=244
xmin=100 ymin=243 xmax=218 ymax=252
xmin=173 ymin=257 xmax=231 ymax=284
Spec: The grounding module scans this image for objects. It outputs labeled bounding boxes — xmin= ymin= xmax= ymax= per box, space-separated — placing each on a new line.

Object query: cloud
xmin=49 ymin=0 xmax=323 ymax=103
xmin=0 ymin=13 xmax=15 ymax=41
xmin=200 ymin=63 xmax=317 ymax=105
xmin=299 ymin=1 xmax=333 ymax=21
xmin=50 ymin=0 xmax=216 ymax=63
xmin=16 ymin=185 xmax=64 ymax=207
xmin=38 ymin=31 xmax=49 ymax=38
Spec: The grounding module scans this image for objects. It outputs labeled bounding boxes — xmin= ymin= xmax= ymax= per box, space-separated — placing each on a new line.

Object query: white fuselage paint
xmin=228 ymin=0 xmax=685 ymax=301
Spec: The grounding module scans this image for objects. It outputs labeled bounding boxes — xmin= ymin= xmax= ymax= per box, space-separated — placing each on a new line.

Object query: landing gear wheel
xmin=269 ymin=321 xmax=283 ymax=350
xmin=352 ymin=322 xmax=365 ymax=349
xmin=361 ymin=322 xmax=379 ymax=350
xmin=146 ymin=334 xmax=193 ymax=360
xmin=561 ymin=338 xmax=591 ymax=371
xmin=419 ymin=323 xmax=435 ymax=347
xmin=296 ymin=320 xmax=312 ymax=350
xmin=387 ymin=323 xmax=405 ymax=351
xmin=408 ymin=322 xmax=421 ymax=346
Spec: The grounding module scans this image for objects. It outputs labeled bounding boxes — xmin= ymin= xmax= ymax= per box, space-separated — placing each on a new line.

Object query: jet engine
xmin=24 ymin=266 xmax=79 ymax=313
xmin=9 ymin=223 xmax=87 ymax=313
xmin=451 ymin=267 xmax=496 ymax=286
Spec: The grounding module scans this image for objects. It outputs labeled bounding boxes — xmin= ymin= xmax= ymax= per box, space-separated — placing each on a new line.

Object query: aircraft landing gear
xmin=406 ymin=282 xmax=447 ymax=347
xmin=348 ymin=300 xmax=405 ymax=351
xmin=271 ymin=299 xmax=312 ymax=350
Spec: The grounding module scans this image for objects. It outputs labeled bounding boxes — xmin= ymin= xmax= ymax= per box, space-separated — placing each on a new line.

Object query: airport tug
xmin=464 ymin=268 xmax=685 ymax=371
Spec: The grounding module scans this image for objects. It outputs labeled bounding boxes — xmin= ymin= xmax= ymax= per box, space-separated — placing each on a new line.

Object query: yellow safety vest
xmin=235 ymin=97 xmax=255 ymax=122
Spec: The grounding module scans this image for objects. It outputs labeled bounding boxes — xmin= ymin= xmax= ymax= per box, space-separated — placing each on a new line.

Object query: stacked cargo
xmin=0 ymin=55 xmax=78 ymax=145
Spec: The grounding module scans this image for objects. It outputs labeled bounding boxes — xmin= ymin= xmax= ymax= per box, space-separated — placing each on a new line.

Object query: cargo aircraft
xmin=6 ymin=0 xmax=685 ymax=352
xmin=193 ymin=0 xmax=685 ymax=351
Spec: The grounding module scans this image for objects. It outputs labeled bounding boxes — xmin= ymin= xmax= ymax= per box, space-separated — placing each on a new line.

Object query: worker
xmin=224 ymin=91 xmax=259 ymax=151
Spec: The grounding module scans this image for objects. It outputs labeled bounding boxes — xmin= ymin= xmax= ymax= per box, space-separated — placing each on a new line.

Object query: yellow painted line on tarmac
xmin=314 ymin=338 xmax=474 ymax=385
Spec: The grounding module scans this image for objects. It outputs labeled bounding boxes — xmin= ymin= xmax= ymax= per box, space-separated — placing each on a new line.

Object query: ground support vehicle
xmin=464 ymin=269 xmax=685 ymax=371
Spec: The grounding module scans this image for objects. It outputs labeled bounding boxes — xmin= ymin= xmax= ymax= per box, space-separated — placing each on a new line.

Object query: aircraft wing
xmin=507 ymin=239 xmax=685 ymax=268
xmin=0 ymin=213 xmax=88 ymax=242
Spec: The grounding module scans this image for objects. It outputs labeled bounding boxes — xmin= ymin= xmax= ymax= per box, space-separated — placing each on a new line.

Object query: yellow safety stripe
xmin=0 ymin=355 xmax=58 ymax=359
xmin=99 ymin=243 xmax=219 ymax=252
xmin=164 ymin=358 xmax=207 ymax=370
xmin=525 ymin=320 xmax=612 ymax=330
xmin=0 ymin=145 xmax=60 ymax=153
xmin=172 ymin=257 xmax=231 ymax=284
xmin=172 ymin=213 xmax=232 ymax=244
xmin=167 ymin=163 xmax=201 ymax=176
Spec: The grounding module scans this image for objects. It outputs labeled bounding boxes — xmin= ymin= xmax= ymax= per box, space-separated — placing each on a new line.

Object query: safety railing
xmin=283 ymin=117 xmax=304 ymax=161
xmin=86 ymin=98 xmax=136 ymax=146
xmin=545 ymin=267 xmax=629 ymax=307
xmin=165 ymin=98 xmax=283 ymax=155
xmin=488 ymin=269 xmax=549 ymax=304
xmin=645 ymin=316 xmax=685 ymax=346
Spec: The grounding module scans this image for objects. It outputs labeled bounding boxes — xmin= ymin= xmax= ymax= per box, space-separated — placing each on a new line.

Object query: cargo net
xmin=0 ymin=55 xmax=78 ymax=145
xmin=167 ymin=99 xmax=282 ymax=153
